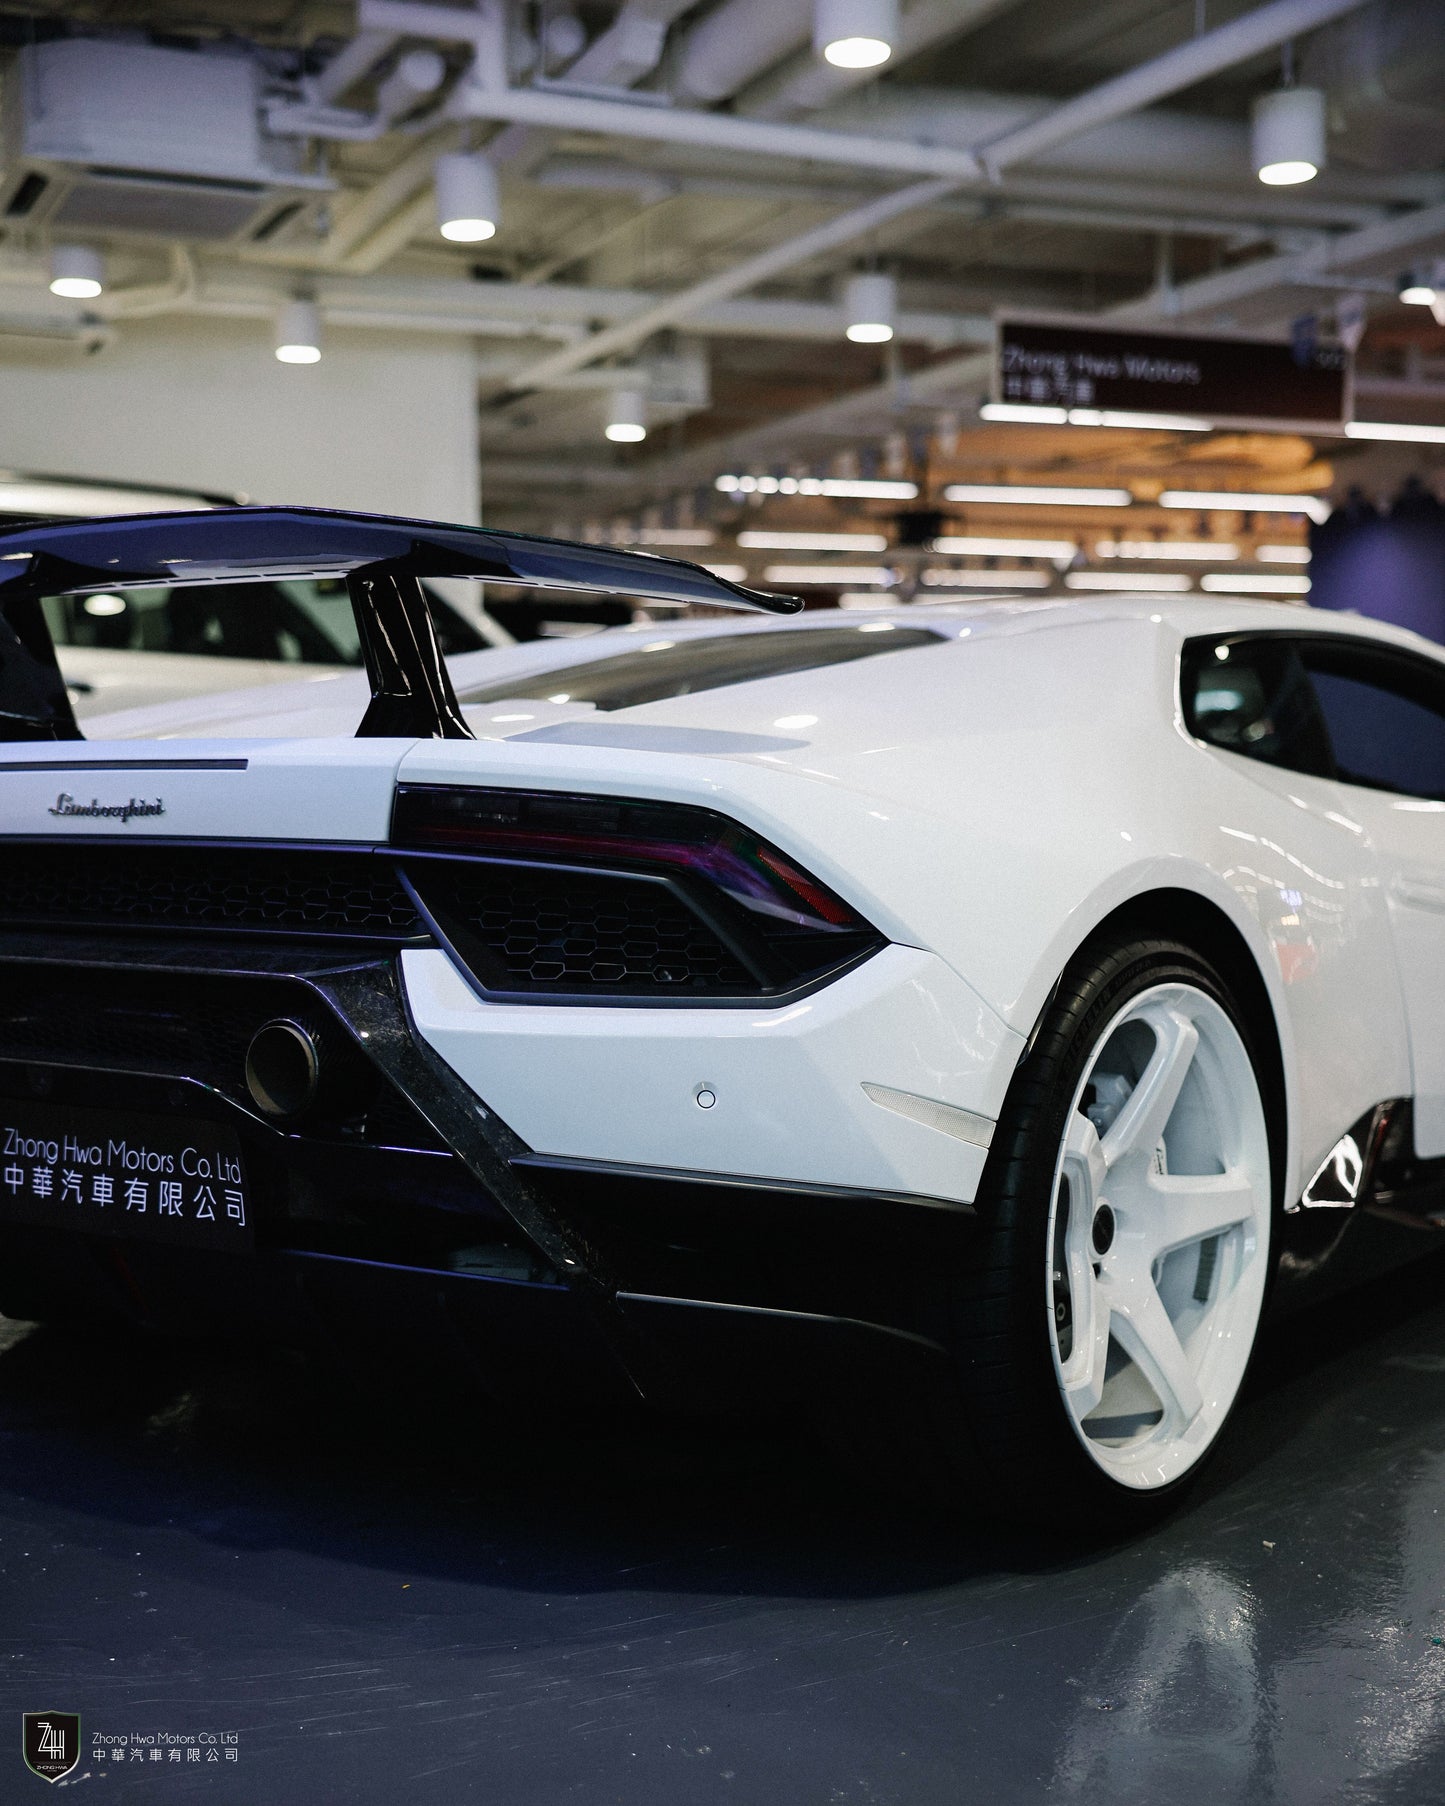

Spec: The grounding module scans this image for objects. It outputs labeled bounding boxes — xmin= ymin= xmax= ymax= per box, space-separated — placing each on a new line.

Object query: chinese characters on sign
xmin=0 ymin=1102 xmax=250 ymax=1249
xmin=995 ymin=317 xmax=1350 ymax=429
xmin=88 ymin=1730 xmax=242 ymax=1766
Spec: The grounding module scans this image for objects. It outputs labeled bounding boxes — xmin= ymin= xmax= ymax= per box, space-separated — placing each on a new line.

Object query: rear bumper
xmin=402 ymin=942 xmax=1021 ymax=1208
xmin=0 ymin=936 xmax=978 ymax=1411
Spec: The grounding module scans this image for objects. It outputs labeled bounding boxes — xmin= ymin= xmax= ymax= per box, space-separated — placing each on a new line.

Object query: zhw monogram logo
xmin=23 ymin=1713 xmax=80 ymax=1785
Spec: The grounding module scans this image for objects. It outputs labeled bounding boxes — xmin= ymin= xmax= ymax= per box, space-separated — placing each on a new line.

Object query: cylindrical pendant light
xmin=274 ymin=297 xmax=322 ymax=364
xmin=843 ymin=272 xmax=896 ymax=343
xmin=814 ymin=0 xmax=897 ymax=69
xmin=1252 ymin=86 xmax=1326 ymax=185
xmin=605 ymin=389 xmax=648 ymax=443
xmin=49 ymin=245 xmax=104 ymax=300
xmin=436 ymin=152 xmax=500 ymax=243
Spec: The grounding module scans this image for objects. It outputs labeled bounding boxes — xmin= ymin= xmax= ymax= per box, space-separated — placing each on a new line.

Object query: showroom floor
xmin=3 ymin=1257 xmax=1445 ymax=1805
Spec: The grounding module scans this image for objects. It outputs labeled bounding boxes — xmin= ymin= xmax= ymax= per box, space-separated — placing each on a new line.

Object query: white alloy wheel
xmin=1045 ymin=981 xmax=1271 ymax=1491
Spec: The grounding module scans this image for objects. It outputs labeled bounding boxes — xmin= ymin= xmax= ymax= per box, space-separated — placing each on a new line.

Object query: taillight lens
xmin=391 ymin=784 xmax=884 ymax=1001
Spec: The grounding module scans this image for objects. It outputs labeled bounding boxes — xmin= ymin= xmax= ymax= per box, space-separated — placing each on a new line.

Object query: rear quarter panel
xmin=405 ymin=613 xmax=1409 ymax=1206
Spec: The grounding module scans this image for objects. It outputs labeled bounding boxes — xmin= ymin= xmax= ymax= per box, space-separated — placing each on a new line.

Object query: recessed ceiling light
xmin=1345 ymin=420 xmax=1445 ymax=443
xmin=1095 ymin=540 xmax=1239 ymax=560
xmin=762 ymin=564 xmax=894 ymax=585
xmin=931 ymin=536 xmax=1076 ymax=559
xmin=738 ymin=531 xmax=888 ymax=552
xmin=1064 ymin=572 xmax=1193 ymax=592
xmin=1159 ymin=489 xmax=1330 ymax=524
xmin=944 ymin=483 xmax=1132 ymax=507
xmin=1199 ymin=572 xmax=1312 ymax=593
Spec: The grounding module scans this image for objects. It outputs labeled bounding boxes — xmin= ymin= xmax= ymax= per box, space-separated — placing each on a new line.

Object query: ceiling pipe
xmin=449 ymin=0 xmax=1371 ymax=186
xmin=669 ymin=0 xmax=814 ymax=105
xmin=487 ymin=0 xmax=1374 ymax=396
xmin=309 ymin=28 xmax=400 ymax=107
xmin=532 ymin=156 xmax=1392 ymax=230
xmin=488 ymin=0 xmax=697 ymax=175
xmin=27 ymin=255 xmax=991 ymax=352
xmin=448 ymin=77 xmax=987 ymax=179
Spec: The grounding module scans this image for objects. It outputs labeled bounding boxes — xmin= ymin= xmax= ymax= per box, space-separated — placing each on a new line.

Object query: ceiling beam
xmin=481 ymin=0 xmax=1374 ymax=397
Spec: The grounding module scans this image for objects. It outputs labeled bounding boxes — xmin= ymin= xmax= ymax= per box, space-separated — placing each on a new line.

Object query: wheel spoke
xmin=1060 ymin=1261 xmax=1111 ymax=1420
xmin=1108 ymin=1270 xmax=1204 ymax=1430
xmin=1146 ymin=1170 xmax=1255 ymax=1258
xmin=1101 ymin=1006 xmax=1199 ymax=1172
xmin=1062 ymin=1111 xmax=1107 ymax=1215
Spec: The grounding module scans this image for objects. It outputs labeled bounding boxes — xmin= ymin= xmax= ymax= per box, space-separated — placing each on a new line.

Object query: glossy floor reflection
xmin=3 ymin=1257 xmax=1445 ymax=1804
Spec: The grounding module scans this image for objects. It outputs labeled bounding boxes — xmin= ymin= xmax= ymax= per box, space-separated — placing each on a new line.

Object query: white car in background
xmin=0 ymin=473 xmax=509 ymax=716
xmin=1 ymin=504 xmax=1442 ymax=1529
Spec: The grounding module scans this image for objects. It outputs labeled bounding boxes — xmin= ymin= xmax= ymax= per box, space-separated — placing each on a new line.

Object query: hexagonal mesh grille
xmin=424 ymin=865 xmax=753 ymax=995
xmin=0 ymin=845 xmax=423 ymax=940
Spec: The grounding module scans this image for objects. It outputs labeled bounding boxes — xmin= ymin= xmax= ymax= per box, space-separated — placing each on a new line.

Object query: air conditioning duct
xmin=0 ymin=39 xmax=332 ymax=244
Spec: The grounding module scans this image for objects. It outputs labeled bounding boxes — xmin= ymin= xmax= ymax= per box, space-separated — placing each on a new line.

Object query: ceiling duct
xmin=0 ymin=40 xmax=331 ymax=245
xmin=1303 ymin=0 xmax=1445 ymax=173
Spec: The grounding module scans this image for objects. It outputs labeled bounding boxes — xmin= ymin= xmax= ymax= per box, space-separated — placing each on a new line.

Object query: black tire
xmin=898 ymin=934 xmax=1275 ymax=1532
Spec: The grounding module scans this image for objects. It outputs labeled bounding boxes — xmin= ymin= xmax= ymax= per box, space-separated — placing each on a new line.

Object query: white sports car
xmin=1 ymin=506 xmax=1441 ymax=1524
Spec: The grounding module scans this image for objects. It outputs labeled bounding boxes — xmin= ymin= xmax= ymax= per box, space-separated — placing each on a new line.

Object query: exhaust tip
xmin=245 ymin=1019 xmax=321 ymax=1121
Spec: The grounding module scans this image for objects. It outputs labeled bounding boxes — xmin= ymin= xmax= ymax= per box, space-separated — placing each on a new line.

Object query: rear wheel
xmin=942 ymin=937 xmax=1275 ymax=1525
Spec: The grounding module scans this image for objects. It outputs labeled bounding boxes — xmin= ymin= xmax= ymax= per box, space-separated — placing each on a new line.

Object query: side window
xmin=1181 ymin=637 xmax=1333 ymax=779
xmin=1300 ymin=641 xmax=1445 ymax=802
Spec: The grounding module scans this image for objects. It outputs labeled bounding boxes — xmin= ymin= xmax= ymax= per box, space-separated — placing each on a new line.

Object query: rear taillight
xmin=391 ymin=784 xmax=884 ymax=1002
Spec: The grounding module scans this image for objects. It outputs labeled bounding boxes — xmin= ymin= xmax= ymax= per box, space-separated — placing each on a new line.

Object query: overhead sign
xmin=995 ymin=316 xmax=1350 ymax=431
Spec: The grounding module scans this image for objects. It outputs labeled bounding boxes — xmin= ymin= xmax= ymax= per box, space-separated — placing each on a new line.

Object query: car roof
xmin=484 ymin=592 xmax=1445 ymax=661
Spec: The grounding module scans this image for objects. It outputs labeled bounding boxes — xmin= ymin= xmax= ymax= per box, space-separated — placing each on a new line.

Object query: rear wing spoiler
xmin=0 ymin=505 xmax=803 ymax=742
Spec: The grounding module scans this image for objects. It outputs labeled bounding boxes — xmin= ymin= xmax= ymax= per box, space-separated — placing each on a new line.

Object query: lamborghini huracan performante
xmin=3 ymin=506 xmax=1445 ymax=1524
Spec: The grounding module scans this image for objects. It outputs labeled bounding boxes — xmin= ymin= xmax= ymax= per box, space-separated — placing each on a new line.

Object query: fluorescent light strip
xmin=716 ymin=475 xmax=917 ymax=499
xmin=629 ymin=527 xmax=715 ymax=547
xmin=1160 ymin=489 xmax=1330 ymax=524
xmin=703 ymin=563 xmax=748 ymax=582
xmin=738 ymin=530 xmax=888 ymax=551
xmin=1199 ymin=572 xmax=1311 ymax=594
xmin=1064 ymin=571 xmax=1193 ymax=592
xmin=1096 ymin=540 xmax=1239 ymax=560
xmin=1067 ymin=408 xmax=1211 ymax=431
xmin=762 ymin=565 xmax=893 ymax=585
xmin=1257 ymin=544 xmax=1311 ymax=564
xmin=932 ymin=535 xmax=1075 ymax=559
xmin=922 ymin=570 xmax=1051 ymax=590
xmin=944 ymin=483 xmax=1131 ymax=507
xmin=979 ymin=402 xmax=1210 ymax=431
xmin=979 ymin=402 xmax=1069 ymax=424
xmin=1345 ymin=420 xmax=1445 ymax=444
